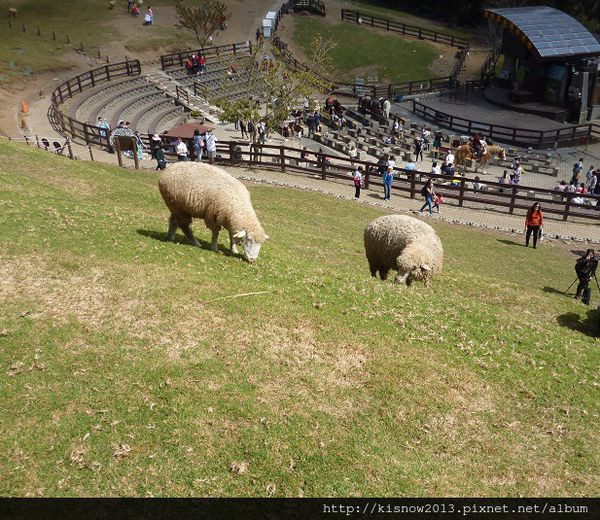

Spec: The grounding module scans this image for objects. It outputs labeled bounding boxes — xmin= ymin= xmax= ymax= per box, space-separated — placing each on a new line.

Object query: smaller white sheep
xmin=364 ymin=214 xmax=443 ymax=286
xmin=158 ymin=162 xmax=268 ymax=262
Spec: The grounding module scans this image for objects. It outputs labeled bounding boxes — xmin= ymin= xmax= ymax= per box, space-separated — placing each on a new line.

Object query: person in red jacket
xmin=525 ymin=202 xmax=543 ymax=248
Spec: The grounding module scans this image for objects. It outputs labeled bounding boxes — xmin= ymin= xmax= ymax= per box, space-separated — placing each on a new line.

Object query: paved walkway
xmin=15 ymin=68 xmax=600 ymax=244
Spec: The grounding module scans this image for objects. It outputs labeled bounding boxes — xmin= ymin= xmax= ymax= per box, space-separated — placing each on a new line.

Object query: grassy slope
xmin=0 ymin=0 xmax=186 ymax=83
xmin=343 ymin=0 xmax=471 ymax=40
xmin=293 ymin=17 xmax=440 ymax=84
xmin=0 ymin=140 xmax=598 ymax=497
xmin=0 ymin=0 xmax=118 ymax=82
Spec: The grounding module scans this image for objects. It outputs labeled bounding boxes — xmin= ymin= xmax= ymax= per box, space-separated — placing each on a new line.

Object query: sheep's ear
xmin=233 ymin=230 xmax=247 ymax=239
xmin=264 ymin=234 xmax=270 ymax=240
xmin=421 ymin=264 xmax=431 ymax=272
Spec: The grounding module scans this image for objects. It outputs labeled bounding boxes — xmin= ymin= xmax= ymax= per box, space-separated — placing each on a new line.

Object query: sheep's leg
xmin=379 ymin=266 xmax=390 ymax=281
xmin=229 ymin=230 xmax=239 ymax=254
xmin=167 ymin=214 xmax=178 ymax=242
xmin=367 ymin=258 xmax=377 ymax=277
xmin=179 ymin=214 xmax=201 ymax=247
xmin=205 ymin=222 xmax=220 ymax=252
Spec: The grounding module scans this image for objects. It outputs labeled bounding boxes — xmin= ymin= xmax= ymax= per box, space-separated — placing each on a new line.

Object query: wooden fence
xmin=271 ymin=36 xmax=454 ymax=99
xmin=286 ymin=0 xmax=326 ymax=15
xmin=159 ymin=41 xmax=252 ymax=70
xmin=46 ymin=60 xmax=600 ymax=223
xmin=412 ymin=100 xmax=600 ymax=149
xmin=341 ymin=9 xmax=469 ymax=49
xmin=131 ymin=138 xmax=598 ymax=223
xmin=50 ymin=60 xmax=142 ymax=150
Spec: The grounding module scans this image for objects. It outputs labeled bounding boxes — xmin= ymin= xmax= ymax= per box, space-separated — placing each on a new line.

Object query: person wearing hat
xmin=150 ymin=134 xmax=161 ymax=160
xmin=204 ymin=128 xmax=217 ymax=164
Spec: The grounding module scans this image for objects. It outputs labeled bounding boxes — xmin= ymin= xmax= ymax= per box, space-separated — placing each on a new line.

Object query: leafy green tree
xmin=212 ymin=36 xmax=335 ymax=135
xmin=174 ymin=0 xmax=230 ymax=47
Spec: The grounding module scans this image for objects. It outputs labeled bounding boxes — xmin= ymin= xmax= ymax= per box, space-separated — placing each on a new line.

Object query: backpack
xmin=354 ymin=175 xmax=361 ymax=187
xmin=420 ymin=185 xmax=428 ymax=196
xmin=582 ymin=287 xmax=591 ymax=305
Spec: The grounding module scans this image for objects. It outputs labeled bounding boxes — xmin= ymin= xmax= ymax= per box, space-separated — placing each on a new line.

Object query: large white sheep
xmin=158 ymin=162 xmax=268 ymax=262
xmin=364 ymin=214 xmax=443 ymax=286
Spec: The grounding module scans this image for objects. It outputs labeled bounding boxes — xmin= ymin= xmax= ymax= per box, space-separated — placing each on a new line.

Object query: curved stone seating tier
xmin=109 ymin=92 xmax=166 ymax=129
xmin=71 ymin=77 xmax=148 ymax=123
xmin=131 ymin=98 xmax=177 ymax=133
xmin=90 ymin=84 xmax=161 ymax=126
xmin=186 ymin=71 xmax=254 ymax=98
xmin=148 ymin=106 xmax=186 ymax=135
xmin=166 ymin=56 xmax=250 ymax=80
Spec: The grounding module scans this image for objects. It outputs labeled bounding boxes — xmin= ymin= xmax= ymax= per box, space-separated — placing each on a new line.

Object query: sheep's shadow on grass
xmin=136 ymin=229 xmax=242 ymax=257
xmin=497 ymin=239 xmax=524 ymax=247
xmin=556 ymin=309 xmax=600 ymax=337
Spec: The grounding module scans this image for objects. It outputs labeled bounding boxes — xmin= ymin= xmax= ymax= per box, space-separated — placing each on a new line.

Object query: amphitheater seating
xmin=69 ymin=77 xmax=148 ymax=122
xmin=90 ymin=84 xmax=160 ymax=125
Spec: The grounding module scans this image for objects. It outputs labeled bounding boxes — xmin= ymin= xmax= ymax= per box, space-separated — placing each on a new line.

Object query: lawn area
xmin=0 ymin=0 xmax=118 ymax=82
xmin=0 ymin=140 xmax=599 ymax=497
xmin=292 ymin=17 xmax=440 ymax=84
xmin=342 ymin=0 xmax=472 ymax=40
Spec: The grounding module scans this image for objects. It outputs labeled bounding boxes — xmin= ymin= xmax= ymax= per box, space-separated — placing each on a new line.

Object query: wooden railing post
xmin=409 ymin=170 xmax=416 ymax=199
xmin=132 ymin=138 xmax=139 ymax=170
xmin=115 ymin=137 xmax=123 ymax=167
xmin=364 ymin=167 xmax=370 ymax=189
xmin=509 ymin=185 xmax=517 ymax=214
xmin=66 ymin=139 xmax=74 ymax=160
xmin=320 ymin=154 xmax=326 ymax=179
xmin=280 ymin=146 xmax=286 ymax=172
xmin=563 ymin=194 xmax=572 ymax=222
xmin=458 ymin=178 xmax=466 ymax=207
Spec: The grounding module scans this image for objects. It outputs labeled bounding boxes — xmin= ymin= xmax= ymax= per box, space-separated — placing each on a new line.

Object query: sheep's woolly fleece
xmin=364 ymin=214 xmax=443 ymax=284
xmin=158 ymin=162 xmax=267 ymax=242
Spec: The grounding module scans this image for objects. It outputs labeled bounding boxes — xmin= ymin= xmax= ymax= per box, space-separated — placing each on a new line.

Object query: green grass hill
xmin=0 ymin=140 xmax=598 ymax=496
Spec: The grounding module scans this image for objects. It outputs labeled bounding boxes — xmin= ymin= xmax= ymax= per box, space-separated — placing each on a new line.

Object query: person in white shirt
xmin=386 ymin=155 xmax=396 ymax=169
xmin=176 ymin=139 xmax=188 ymax=161
xmin=353 ymin=166 xmax=364 ymax=199
xmin=382 ymin=98 xmax=391 ymax=119
xmin=588 ymin=171 xmax=598 ymax=193
xmin=204 ymin=129 xmax=217 ymax=164
xmin=431 ymin=161 xmax=441 ymax=176
xmin=446 ymin=151 xmax=455 ymax=166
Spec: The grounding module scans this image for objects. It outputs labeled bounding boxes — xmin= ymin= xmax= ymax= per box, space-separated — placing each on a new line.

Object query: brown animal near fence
xmin=454 ymin=144 xmax=506 ymax=174
xmin=8 ymin=8 xmax=17 ymax=17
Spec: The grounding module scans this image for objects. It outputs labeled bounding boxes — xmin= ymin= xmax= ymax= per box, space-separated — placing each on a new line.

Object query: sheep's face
xmin=233 ymin=229 xmax=268 ymax=263
xmin=407 ymin=264 xmax=432 ymax=286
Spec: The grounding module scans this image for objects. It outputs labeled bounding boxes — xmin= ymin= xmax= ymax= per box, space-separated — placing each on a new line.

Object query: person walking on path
xmin=155 ymin=142 xmax=166 ymax=170
xmin=383 ymin=166 xmax=394 ymax=200
xmin=353 ymin=167 xmax=364 ymax=200
xmin=524 ymin=202 xmax=543 ymax=248
xmin=419 ymin=178 xmax=435 ymax=216
xmin=205 ymin=128 xmax=217 ymax=164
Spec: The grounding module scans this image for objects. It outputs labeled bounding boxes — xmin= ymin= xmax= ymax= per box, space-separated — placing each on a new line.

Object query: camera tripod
xmin=564 ymin=272 xmax=600 ymax=299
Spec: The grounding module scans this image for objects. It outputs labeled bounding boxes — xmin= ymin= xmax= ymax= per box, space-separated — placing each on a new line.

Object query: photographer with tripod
xmin=573 ymin=249 xmax=599 ymax=304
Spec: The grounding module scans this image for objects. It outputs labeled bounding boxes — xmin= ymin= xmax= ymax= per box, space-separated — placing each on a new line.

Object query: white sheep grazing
xmin=364 ymin=214 xmax=443 ymax=286
xmin=158 ymin=162 xmax=268 ymax=262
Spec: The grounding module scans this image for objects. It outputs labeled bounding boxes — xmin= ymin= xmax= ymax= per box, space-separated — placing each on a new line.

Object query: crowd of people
xmin=553 ymin=158 xmax=600 ymax=205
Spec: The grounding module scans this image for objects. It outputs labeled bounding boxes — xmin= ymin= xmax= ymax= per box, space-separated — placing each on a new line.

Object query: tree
xmin=211 ymin=36 xmax=335 ymax=135
xmin=175 ymin=0 xmax=230 ymax=48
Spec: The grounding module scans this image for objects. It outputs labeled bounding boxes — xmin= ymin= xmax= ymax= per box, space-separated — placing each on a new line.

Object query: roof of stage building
xmin=484 ymin=6 xmax=600 ymax=61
